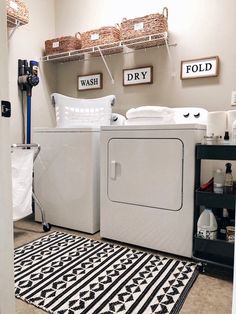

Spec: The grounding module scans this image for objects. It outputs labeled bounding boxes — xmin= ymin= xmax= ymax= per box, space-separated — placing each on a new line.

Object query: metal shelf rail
xmin=41 ymin=32 xmax=177 ymax=63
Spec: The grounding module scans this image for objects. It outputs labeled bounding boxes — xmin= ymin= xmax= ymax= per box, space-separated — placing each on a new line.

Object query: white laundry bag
xmin=11 ymin=149 xmax=34 ymax=221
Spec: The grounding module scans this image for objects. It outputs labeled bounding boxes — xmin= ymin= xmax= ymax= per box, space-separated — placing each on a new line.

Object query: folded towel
xmin=125 ymin=116 xmax=175 ymax=125
xmin=126 ymin=106 xmax=174 ymax=119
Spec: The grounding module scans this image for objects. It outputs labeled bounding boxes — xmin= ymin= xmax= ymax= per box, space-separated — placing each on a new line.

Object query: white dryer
xmin=33 ymin=127 xmax=100 ymax=233
xmin=100 ymin=124 xmax=206 ymax=257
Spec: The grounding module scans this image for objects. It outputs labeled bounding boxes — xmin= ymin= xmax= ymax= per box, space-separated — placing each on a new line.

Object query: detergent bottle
xmin=197 ymin=208 xmax=218 ymax=240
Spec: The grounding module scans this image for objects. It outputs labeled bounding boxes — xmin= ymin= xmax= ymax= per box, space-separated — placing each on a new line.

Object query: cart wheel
xmin=197 ymin=262 xmax=207 ymax=273
xmin=43 ymin=223 xmax=51 ymax=232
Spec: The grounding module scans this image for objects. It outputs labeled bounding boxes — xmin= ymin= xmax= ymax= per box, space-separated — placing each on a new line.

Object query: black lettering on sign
xmin=141 ymin=71 xmax=147 ymax=79
xmin=81 ymin=78 xmax=99 ymax=86
xmin=127 ymin=73 xmax=133 ymax=81
xmin=199 ymin=64 xmax=204 ymax=72
xmin=186 ymin=65 xmax=191 ymax=73
xmin=134 ymin=73 xmax=139 ymax=80
xmin=205 ymin=63 xmax=212 ymax=71
xmin=192 ymin=65 xmax=198 ymax=73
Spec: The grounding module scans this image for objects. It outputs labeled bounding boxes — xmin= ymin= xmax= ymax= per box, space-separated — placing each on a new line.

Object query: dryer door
xmin=108 ymin=138 xmax=183 ymax=211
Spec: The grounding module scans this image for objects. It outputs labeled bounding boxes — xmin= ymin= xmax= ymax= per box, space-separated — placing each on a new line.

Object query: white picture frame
xmin=181 ymin=56 xmax=219 ymax=80
xmin=123 ymin=66 xmax=153 ymax=86
xmin=78 ymin=73 xmax=103 ymax=91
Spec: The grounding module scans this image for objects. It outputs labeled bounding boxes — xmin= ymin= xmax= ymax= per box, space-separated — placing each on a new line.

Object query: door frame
xmin=0 ymin=2 xmax=15 ymax=314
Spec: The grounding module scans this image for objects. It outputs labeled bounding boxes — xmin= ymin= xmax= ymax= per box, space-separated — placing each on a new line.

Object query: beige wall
xmin=54 ymin=0 xmax=236 ymax=116
xmin=8 ymin=0 xmax=56 ymax=143
xmin=7 ymin=0 xmax=236 ymax=137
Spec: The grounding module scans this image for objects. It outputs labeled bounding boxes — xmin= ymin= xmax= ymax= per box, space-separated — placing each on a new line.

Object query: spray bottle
xmin=224 ymin=162 xmax=233 ymax=193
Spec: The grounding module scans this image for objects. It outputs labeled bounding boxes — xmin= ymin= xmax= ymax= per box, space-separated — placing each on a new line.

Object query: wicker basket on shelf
xmin=80 ymin=25 xmax=120 ymax=49
xmin=6 ymin=0 xmax=29 ymax=25
xmin=45 ymin=34 xmax=82 ymax=56
xmin=120 ymin=7 xmax=168 ymax=41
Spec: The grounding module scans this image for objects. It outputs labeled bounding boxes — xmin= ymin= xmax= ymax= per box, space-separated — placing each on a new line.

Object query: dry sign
xmin=181 ymin=56 xmax=219 ymax=79
xmin=78 ymin=73 xmax=102 ymax=91
xmin=123 ymin=66 xmax=153 ymax=86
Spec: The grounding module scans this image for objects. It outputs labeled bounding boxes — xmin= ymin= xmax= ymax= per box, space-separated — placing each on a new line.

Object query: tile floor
xmin=14 ymin=216 xmax=233 ymax=314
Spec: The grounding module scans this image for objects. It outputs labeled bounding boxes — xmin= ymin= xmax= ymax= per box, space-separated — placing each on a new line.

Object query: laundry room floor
xmin=14 ymin=216 xmax=233 ymax=314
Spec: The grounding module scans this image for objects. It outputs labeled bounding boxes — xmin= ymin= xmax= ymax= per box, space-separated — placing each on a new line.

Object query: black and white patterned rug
xmin=15 ymin=232 xmax=198 ymax=314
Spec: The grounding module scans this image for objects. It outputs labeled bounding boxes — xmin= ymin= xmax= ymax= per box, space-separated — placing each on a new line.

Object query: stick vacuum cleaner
xmin=17 ymin=60 xmax=51 ymax=232
xmin=18 ymin=59 xmax=39 ymax=144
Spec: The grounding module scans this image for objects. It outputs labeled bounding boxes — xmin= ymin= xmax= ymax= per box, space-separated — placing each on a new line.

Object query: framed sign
xmin=78 ymin=73 xmax=103 ymax=91
xmin=181 ymin=56 xmax=219 ymax=80
xmin=123 ymin=66 xmax=153 ymax=86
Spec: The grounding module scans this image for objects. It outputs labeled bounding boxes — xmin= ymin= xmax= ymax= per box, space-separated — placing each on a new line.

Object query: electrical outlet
xmin=231 ymin=91 xmax=236 ymax=106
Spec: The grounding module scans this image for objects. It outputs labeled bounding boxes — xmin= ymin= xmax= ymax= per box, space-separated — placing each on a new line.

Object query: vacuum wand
xmin=18 ymin=59 xmax=39 ymax=143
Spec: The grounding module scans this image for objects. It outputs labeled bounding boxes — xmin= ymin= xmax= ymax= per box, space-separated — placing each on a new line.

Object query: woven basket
xmin=6 ymin=0 xmax=29 ymax=25
xmin=120 ymin=7 xmax=168 ymax=41
xmin=45 ymin=34 xmax=82 ymax=56
xmin=80 ymin=26 xmax=120 ymax=49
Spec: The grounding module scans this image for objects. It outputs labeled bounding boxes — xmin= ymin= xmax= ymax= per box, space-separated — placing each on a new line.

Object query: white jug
xmin=197 ymin=208 xmax=218 ymax=240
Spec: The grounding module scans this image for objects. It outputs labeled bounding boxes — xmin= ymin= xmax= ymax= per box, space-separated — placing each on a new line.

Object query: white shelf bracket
xmin=8 ymin=21 xmax=21 ymax=39
xmin=97 ymin=46 xmax=114 ymax=84
xmin=164 ymin=36 xmax=176 ymax=77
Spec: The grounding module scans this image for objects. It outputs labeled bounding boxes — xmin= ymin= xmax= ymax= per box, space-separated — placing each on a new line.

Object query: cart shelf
xmin=193 ymin=144 xmax=236 ymax=269
xmin=196 ymin=190 xmax=236 ymax=210
xmin=193 ymin=235 xmax=234 ymax=268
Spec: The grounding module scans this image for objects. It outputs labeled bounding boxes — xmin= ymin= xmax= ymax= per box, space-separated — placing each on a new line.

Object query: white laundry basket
xmin=52 ymin=93 xmax=115 ymax=127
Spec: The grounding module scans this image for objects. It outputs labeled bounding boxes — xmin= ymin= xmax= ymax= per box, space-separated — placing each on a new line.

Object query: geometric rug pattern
xmin=14 ymin=232 xmax=198 ymax=314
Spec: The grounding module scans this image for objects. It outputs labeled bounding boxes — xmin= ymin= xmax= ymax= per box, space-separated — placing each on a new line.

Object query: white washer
xmin=100 ymin=124 xmax=206 ymax=257
xmin=33 ymin=127 xmax=100 ymax=234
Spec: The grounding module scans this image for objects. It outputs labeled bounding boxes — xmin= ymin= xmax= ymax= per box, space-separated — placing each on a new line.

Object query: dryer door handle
xmin=110 ymin=160 xmax=117 ymax=180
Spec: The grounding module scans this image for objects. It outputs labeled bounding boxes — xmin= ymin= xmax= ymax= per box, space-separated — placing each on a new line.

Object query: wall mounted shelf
xmin=41 ymin=32 xmax=177 ymax=63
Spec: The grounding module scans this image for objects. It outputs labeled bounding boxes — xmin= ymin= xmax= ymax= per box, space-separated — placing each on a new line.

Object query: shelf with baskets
xmin=193 ymin=144 xmax=236 ymax=270
xmin=41 ymin=32 xmax=176 ymax=63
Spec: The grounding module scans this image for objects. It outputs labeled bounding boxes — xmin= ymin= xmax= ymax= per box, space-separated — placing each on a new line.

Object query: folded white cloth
xmin=126 ymin=106 xmax=174 ymax=119
xmin=125 ymin=116 xmax=175 ymax=125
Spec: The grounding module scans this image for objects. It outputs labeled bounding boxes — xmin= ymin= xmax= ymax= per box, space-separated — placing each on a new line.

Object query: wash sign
xmin=123 ymin=66 xmax=153 ymax=86
xmin=181 ymin=56 xmax=219 ymax=79
xmin=78 ymin=73 xmax=102 ymax=91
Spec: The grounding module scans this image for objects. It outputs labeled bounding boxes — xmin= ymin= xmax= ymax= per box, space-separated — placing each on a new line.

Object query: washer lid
xmin=107 ymin=137 xmax=183 ymax=211
xmin=102 ymin=123 xmax=206 ymax=131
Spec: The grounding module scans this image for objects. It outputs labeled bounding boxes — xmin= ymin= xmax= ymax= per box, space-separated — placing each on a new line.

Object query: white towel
xmin=126 ymin=106 xmax=174 ymax=119
xmin=125 ymin=116 xmax=175 ymax=125
xmin=11 ymin=149 xmax=34 ymax=221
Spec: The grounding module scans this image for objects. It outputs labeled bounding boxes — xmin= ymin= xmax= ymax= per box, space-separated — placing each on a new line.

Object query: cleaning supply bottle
xmin=224 ymin=162 xmax=233 ymax=193
xmin=218 ymin=208 xmax=230 ymax=240
xmin=213 ymin=168 xmax=224 ymax=194
xmin=197 ymin=208 xmax=218 ymax=240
